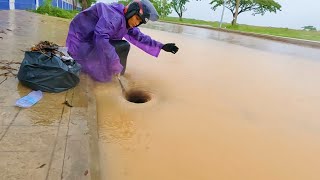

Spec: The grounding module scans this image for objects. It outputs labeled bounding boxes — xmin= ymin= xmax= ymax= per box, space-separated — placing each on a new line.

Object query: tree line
xmin=75 ymin=0 xmax=283 ymax=26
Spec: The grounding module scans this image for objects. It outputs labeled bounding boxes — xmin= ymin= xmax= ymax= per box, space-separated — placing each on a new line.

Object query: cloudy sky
xmin=97 ymin=0 xmax=320 ymax=30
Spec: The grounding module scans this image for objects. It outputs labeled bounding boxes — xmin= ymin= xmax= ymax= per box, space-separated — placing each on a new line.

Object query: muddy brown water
xmin=95 ymin=28 xmax=320 ymax=179
xmin=2 ymin=11 xmax=320 ymax=180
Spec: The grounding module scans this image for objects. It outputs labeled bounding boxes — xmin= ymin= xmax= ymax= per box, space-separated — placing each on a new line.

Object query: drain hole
xmin=125 ymin=90 xmax=151 ymax=103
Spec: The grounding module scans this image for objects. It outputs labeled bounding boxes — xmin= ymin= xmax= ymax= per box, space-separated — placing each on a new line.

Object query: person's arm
xmin=124 ymin=27 xmax=164 ymax=57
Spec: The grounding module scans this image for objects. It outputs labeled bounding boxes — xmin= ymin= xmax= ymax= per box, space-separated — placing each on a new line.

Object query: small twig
xmin=0 ymin=77 xmax=7 ymax=84
xmin=0 ymin=65 xmax=17 ymax=71
xmin=0 ymin=61 xmax=20 ymax=77
xmin=36 ymin=164 xmax=46 ymax=169
xmin=0 ymin=61 xmax=21 ymax=65
xmin=0 ymin=72 xmax=10 ymax=77
xmin=63 ymin=100 xmax=73 ymax=107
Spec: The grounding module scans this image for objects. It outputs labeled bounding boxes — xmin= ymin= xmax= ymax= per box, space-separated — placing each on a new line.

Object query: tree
xmin=78 ymin=0 xmax=96 ymax=10
xmin=118 ymin=0 xmax=131 ymax=6
xmin=81 ymin=0 xmax=88 ymax=10
xmin=72 ymin=0 xmax=79 ymax=10
xmin=233 ymin=0 xmax=240 ymax=25
xmin=151 ymin=0 xmax=172 ymax=18
xmin=302 ymin=26 xmax=317 ymax=31
xmin=171 ymin=0 xmax=189 ymax=21
xmin=210 ymin=0 xmax=281 ymax=25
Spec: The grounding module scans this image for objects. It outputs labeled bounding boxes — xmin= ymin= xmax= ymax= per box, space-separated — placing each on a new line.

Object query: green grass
xmin=32 ymin=3 xmax=79 ymax=19
xmin=160 ymin=16 xmax=320 ymax=42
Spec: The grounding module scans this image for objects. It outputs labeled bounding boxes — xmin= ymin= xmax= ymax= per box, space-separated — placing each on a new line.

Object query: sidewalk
xmin=0 ymin=11 xmax=99 ymax=180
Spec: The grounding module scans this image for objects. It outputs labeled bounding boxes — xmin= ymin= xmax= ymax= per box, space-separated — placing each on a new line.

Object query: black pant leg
xmin=109 ymin=40 xmax=130 ymax=75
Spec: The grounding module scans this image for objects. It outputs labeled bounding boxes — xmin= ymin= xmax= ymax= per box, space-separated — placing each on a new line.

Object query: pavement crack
xmin=45 ymin=106 xmax=67 ymax=180
xmin=0 ymin=109 xmax=21 ymax=142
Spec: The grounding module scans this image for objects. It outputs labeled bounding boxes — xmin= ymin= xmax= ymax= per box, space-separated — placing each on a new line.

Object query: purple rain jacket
xmin=66 ymin=2 xmax=163 ymax=82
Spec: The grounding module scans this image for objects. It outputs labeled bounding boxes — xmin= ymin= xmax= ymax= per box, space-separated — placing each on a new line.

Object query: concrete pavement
xmin=0 ymin=10 xmax=99 ymax=180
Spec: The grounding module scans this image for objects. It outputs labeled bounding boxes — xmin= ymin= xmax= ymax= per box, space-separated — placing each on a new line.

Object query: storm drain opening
xmin=125 ymin=89 xmax=151 ymax=104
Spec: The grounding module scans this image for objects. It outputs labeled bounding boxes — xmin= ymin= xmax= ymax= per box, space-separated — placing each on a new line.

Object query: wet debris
xmin=0 ymin=30 xmax=7 ymax=34
xmin=0 ymin=61 xmax=21 ymax=77
xmin=30 ymin=41 xmax=65 ymax=58
xmin=6 ymin=28 xmax=12 ymax=31
xmin=31 ymin=41 xmax=59 ymax=52
xmin=0 ymin=77 xmax=7 ymax=85
xmin=84 ymin=170 xmax=89 ymax=176
xmin=63 ymin=100 xmax=73 ymax=107
xmin=36 ymin=164 xmax=46 ymax=169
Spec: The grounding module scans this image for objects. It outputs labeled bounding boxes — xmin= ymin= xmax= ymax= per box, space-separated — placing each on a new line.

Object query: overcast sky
xmin=97 ymin=0 xmax=320 ymax=30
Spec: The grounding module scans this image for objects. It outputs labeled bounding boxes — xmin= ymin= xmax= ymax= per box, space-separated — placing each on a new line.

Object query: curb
xmin=86 ymin=76 xmax=101 ymax=180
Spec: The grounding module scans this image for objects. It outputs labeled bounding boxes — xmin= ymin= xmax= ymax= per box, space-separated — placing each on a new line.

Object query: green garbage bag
xmin=17 ymin=50 xmax=81 ymax=93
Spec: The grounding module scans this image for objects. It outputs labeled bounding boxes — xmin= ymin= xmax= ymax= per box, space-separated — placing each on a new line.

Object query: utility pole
xmin=9 ymin=0 xmax=15 ymax=10
xmin=219 ymin=0 xmax=226 ymax=28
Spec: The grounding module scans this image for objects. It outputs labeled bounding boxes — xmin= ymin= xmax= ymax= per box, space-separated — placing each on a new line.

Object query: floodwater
xmin=96 ymin=24 xmax=320 ymax=179
xmin=2 ymin=10 xmax=320 ymax=180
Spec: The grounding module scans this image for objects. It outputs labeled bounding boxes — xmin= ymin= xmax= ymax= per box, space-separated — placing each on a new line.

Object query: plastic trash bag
xmin=17 ymin=50 xmax=81 ymax=93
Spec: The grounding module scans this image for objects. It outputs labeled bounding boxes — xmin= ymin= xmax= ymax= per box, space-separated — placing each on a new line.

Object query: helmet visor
xmin=138 ymin=0 xmax=159 ymax=22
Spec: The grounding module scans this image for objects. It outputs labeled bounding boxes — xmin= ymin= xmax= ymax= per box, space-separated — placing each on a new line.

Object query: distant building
xmin=0 ymin=0 xmax=81 ymax=10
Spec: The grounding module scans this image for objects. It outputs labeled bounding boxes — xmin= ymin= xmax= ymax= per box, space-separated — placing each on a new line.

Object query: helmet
xmin=125 ymin=0 xmax=159 ymax=24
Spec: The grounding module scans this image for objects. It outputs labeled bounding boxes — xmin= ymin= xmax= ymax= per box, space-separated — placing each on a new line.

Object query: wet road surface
xmin=96 ymin=23 xmax=320 ymax=180
xmin=144 ymin=21 xmax=320 ymax=61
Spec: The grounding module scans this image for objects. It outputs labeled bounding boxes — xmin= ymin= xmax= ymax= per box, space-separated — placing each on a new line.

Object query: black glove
xmin=162 ymin=43 xmax=179 ymax=54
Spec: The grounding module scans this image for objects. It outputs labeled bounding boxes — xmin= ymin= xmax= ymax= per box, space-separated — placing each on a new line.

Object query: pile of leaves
xmin=30 ymin=41 xmax=59 ymax=53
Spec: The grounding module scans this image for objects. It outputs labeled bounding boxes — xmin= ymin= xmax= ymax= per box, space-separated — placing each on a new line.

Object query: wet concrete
xmin=0 ymin=11 xmax=95 ymax=179
xmin=0 ymin=10 xmax=69 ymax=61
xmin=95 ymin=25 xmax=320 ymax=179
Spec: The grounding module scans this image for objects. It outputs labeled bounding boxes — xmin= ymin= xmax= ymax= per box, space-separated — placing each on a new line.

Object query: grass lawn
xmin=160 ymin=17 xmax=320 ymax=42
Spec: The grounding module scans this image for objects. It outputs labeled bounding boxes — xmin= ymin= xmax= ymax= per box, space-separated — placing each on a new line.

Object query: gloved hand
xmin=162 ymin=43 xmax=179 ymax=54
